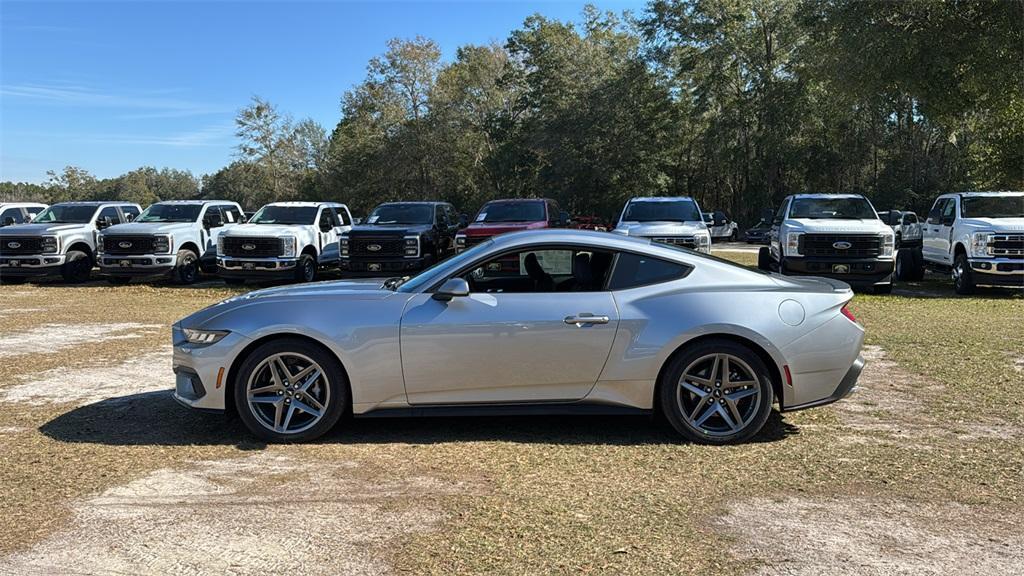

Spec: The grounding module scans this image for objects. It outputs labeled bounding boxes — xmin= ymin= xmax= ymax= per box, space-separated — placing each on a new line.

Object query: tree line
xmin=3 ymin=0 xmax=1020 ymax=226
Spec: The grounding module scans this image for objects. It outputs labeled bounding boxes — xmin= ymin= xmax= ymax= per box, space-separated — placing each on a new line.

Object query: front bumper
xmin=218 ymin=256 xmax=300 ymax=279
xmin=171 ymin=323 xmax=251 ymax=412
xmin=0 ymin=254 xmax=66 ymax=277
xmin=968 ymin=257 xmax=1024 ymax=288
xmin=782 ymin=257 xmax=894 ymax=287
xmin=100 ymin=253 xmax=177 ymax=277
xmin=340 ymin=256 xmax=431 ymax=276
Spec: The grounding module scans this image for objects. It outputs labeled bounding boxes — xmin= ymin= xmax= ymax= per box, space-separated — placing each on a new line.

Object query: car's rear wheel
xmin=660 ymin=340 xmax=774 ymax=444
xmin=234 ymin=338 xmax=347 ymax=442
xmin=61 ymin=250 xmax=92 ymax=283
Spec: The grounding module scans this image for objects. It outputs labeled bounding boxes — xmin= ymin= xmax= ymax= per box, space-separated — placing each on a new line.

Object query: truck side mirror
xmin=205 ymin=212 xmax=224 ymax=228
xmin=96 ymin=216 xmax=114 ymax=229
xmin=458 ymin=213 xmax=469 ymax=228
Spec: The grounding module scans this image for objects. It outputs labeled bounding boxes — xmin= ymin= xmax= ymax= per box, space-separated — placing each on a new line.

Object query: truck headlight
xmin=404 ymin=236 xmax=419 ymax=257
xmin=696 ymin=232 xmax=711 ymax=253
xmin=182 ymin=328 xmax=229 ymax=345
xmin=281 ymin=236 xmax=297 ymax=257
xmin=340 ymin=237 xmax=349 ymax=258
xmin=880 ymin=232 xmax=895 ymax=258
xmin=153 ymin=234 xmax=171 ymax=254
xmin=970 ymin=231 xmax=994 ymax=258
xmin=216 ymin=235 xmax=225 ymax=255
xmin=95 ymin=234 xmax=104 ymax=255
xmin=786 ymin=232 xmax=803 ymax=256
xmin=456 ymin=234 xmax=466 ymax=246
xmin=40 ymin=235 xmax=59 ymax=254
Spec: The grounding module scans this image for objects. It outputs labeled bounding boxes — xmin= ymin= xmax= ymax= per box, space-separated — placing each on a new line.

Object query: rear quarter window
xmin=608 ymin=252 xmax=691 ymax=290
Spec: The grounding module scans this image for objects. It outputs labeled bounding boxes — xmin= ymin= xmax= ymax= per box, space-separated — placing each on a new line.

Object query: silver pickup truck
xmin=611 ymin=196 xmax=712 ymax=253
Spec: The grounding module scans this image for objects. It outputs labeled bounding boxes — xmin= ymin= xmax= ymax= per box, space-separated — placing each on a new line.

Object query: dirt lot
xmin=1 ymin=260 xmax=1022 ymax=575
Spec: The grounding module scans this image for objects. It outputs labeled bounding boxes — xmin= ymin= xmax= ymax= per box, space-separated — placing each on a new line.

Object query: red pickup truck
xmin=455 ymin=198 xmax=568 ymax=253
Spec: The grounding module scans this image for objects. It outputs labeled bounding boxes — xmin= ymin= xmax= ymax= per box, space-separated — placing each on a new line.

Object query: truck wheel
xmin=896 ymin=248 xmax=912 ymax=281
xmin=909 ymin=248 xmax=925 ymax=281
xmin=757 ymin=247 xmax=772 ymax=271
xmin=173 ymin=249 xmax=199 ymax=284
xmin=61 ymin=250 xmax=92 ymax=283
xmin=952 ymin=252 xmax=975 ymax=295
xmin=224 ymin=278 xmax=245 ymax=286
xmin=295 ymin=254 xmax=316 ymax=283
xmin=873 ymin=282 xmax=893 ymax=295
xmin=106 ymin=276 xmax=131 ymax=285
xmin=729 ymin=229 xmax=738 ymax=241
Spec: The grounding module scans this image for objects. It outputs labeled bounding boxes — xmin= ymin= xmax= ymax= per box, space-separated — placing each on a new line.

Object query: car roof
xmin=154 ymin=199 xmax=237 ymax=205
xmin=52 ymin=201 xmax=138 ymax=206
xmin=262 ymin=201 xmax=345 ymax=208
xmin=789 ymin=193 xmax=866 ymax=199
xmin=0 ymin=202 xmax=47 ymax=207
xmin=483 ymin=198 xmax=551 ymax=203
xmin=377 ymin=201 xmax=449 ymax=206
xmin=626 ymin=196 xmax=696 ymax=202
xmin=952 ymin=191 xmax=1024 ymax=197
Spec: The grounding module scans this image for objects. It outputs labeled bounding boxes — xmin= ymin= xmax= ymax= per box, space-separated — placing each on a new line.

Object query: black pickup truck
xmin=340 ymin=201 xmax=465 ymax=276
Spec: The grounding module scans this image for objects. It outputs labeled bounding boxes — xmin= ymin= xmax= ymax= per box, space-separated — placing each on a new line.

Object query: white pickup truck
xmin=913 ymin=191 xmax=1024 ymax=294
xmin=216 ymin=201 xmax=353 ymax=284
xmin=0 ymin=201 xmax=142 ymax=283
xmin=1 ymin=202 xmax=47 ymax=227
xmin=758 ymin=193 xmax=896 ymax=293
xmin=611 ymin=196 xmax=712 ymax=253
xmin=98 ymin=200 xmax=244 ymax=284
xmin=702 ymin=210 xmax=740 ymax=241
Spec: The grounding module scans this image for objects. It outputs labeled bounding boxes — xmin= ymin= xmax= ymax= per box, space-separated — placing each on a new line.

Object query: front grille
xmin=104 ymin=235 xmax=155 ymax=255
xmin=991 ymin=234 xmax=1024 ymax=258
xmin=652 ymin=236 xmax=696 ymax=248
xmin=0 ymin=236 xmax=42 ymax=255
xmin=462 ymin=235 xmax=489 ymax=248
xmin=222 ymin=236 xmax=283 ymax=257
xmin=800 ymin=234 xmax=881 ymax=258
xmin=350 ymin=236 xmax=404 ymax=258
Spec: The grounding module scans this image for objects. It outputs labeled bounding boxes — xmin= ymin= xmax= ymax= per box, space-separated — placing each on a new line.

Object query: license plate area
xmin=367 ymin=263 xmax=382 ymax=272
xmin=9 ymin=259 xmax=20 ymax=267
xmin=832 ymin=264 xmax=850 ymax=274
xmin=120 ymin=260 xmax=132 ymax=267
xmin=243 ymin=262 xmax=255 ymax=270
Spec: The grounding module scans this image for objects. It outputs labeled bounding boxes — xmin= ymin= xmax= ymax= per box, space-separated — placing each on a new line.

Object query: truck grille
xmin=0 ymin=236 xmax=42 ymax=255
xmin=222 ymin=236 xmax=283 ymax=257
xmin=800 ymin=234 xmax=882 ymax=258
xmin=103 ymin=235 xmax=155 ymax=255
xmin=349 ymin=236 xmax=404 ymax=258
xmin=652 ymin=236 xmax=696 ymax=248
xmin=461 ymin=235 xmax=489 ymax=248
xmin=991 ymin=234 xmax=1024 ymax=258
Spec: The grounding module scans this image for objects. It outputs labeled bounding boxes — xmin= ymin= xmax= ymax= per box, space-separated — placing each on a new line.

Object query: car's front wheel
xmin=174 ymin=249 xmax=199 ymax=284
xmin=295 ymin=253 xmax=316 ymax=283
xmin=660 ymin=340 xmax=774 ymax=444
xmin=952 ymin=252 xmax=975 ymax=295
xmin=233 ymin=338 xmax=347 ymax=442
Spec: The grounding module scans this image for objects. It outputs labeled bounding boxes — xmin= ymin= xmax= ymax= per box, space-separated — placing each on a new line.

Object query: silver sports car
xmin=172 ymin=229 xmax=865 ymax=444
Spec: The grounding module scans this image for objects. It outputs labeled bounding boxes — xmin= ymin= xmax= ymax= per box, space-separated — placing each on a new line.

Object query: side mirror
xmin=432 ymin=277 xmax=470 ymax=301
xmin=353 ymin=217 xmax=363 ymax=225
xmin=2 ymin=217 xmax=14 ymax=226
xmin=205 ymin=212 xmax=224 ymax=228
xmin=459 ymin=213 xmax=469 ymax=228
xmin=320 ymin=221 xmax=332 ymax=232
xmin=96 ymin=216 xmax=114 ymax=229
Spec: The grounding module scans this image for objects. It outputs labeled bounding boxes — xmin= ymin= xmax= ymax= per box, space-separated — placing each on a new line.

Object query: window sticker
xmin=476 ymin=212 xmax=487 ymax=222
xmin=520 ymin=250 xmax=573 ymax=275
xmin=367 ymin=215 xmax=379 ymax=224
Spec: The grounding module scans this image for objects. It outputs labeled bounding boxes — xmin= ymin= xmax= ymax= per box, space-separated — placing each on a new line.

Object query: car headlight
xmin=153 ymin=234 xmax=171 ymax=254
xmin=41 ymin=235 xmax=59 ymax=254
xmin=216 ymin=235 xmax=225 ymax=255
xmin=786 ymin=232 xmax=803 ymax=256
xmin=696 ymin=232 xmax=711 ymax=253
xmin=182 ymin=328 xmax=229 ymax=345
xmin=281 ymin=236 xmax=297 ymax=257
xmin=404 ymin=236 xmax=419 ymax=257
xmin=880 ymin=231 xmax=895 ymax=258
xmin=95 ymin=234 xmax=104 ymax=254
xmin=456 ymin=234 xmax=466 ymax=246
xmin=971 ymin=231 xmax=994 ymax=258
xmin=340 ymin=236 xmax=349 ymax=258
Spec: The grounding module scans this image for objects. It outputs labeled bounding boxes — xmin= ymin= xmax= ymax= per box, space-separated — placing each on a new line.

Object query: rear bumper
xmin=783 ymin=356 xmax=864 ymax=412
xmin=0 ymin=254 xmax=66 ymax=277
xmin=782 ymin=257 xmax=894 ymax=287
xmin=340 ymin=256 xmax=430 ymax=276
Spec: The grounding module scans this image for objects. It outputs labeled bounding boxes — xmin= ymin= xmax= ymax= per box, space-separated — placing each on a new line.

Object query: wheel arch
xmin=301 ymin=244 xmax=318 ymax=258
xmin=65 ymin=241 xmax=94 ymax=261
xmin=178 ymin=241 xmax=202 ymax=257
xmin=225 ymin=332 xmax=353 ymax=417
xmin=953 ymin=241 xmax=968 ymax=257
xmin=652 ymin=333 xmax=785 ymax=418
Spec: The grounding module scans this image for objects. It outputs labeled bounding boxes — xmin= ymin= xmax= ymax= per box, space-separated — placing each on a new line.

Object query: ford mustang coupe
xmin=172 ymin=230 xmax=865 ymax=444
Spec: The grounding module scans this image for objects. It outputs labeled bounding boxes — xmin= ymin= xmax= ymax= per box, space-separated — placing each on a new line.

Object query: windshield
xmin=367 ymin=204 xmax=432 ymax=225
xmin=961 ymin=196 xmax=1024 ymax=218
xmin=477 ymin=201 xmax=545 ymax=223
xmin=249 ymin=205 xmax=318 ymax=225
xmin=789 ymin=197 xmax=877 ymax=219
xmin=621 ymin=199 xmax=701 ymax=223
xmin=395 ymin=240 xmax=495 ymax=293
xmin=31 ymin=204 xmax=97 ymax=224
xmin=137 ymin=203 xmax=202 ymax=223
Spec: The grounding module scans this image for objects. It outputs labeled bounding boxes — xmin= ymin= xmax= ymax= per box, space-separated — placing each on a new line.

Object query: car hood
xmin=102 ymin=222 xmax=196 ymax=235
xmin=785 ymin=218 xmax=889 ymax=234
xmin=222 ymin=223 xmax=304 ymax=237
xmin=349 ymin=224 xmax=432 ymax=235
xmin=462 ymin=221 xmax=547 ymax=237
xmin=612 ymin=221 xmax=708 ymax=237
xmin=957 ymin=217 xmax=1024 ymax=232
xmin=0 ymin=223 xmax=89 ymax=236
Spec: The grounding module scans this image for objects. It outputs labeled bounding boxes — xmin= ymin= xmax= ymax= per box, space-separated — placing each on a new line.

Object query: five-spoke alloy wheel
xmin=660 ymin=340 xmax=773 ymax=444
xmin=234 ymin=338 xmax=347 ymax=442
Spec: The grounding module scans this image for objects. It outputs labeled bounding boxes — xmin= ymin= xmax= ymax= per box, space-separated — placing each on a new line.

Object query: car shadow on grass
xmin=40 ymin=390 xmax=799 ymax=447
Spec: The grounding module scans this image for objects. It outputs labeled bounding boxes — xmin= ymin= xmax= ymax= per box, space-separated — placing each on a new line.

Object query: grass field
xmin=0 ymin=253 xmax=1021 ymax=575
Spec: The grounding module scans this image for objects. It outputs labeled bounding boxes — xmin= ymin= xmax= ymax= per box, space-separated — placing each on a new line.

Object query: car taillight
xmin=841 ymin=304 xmax=857 ymax=324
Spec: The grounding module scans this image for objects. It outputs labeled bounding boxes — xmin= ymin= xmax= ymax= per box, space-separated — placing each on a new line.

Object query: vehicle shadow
xmin=40 ymin=390 xmax=799 ymax=447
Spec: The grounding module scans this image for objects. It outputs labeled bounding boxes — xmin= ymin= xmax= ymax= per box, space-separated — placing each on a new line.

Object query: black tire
xmin=953 ymin=252 xmax=975 ymax=295
xmin=60 ymin=249 xmax=92 ymax=283
xmin=872 ymin=282 xmax=893 ymax=295
xmin=224 ymin=278 xmax=245 ymax=286
xmin=729 ymin=229 xmax=738 ymax=241
xmin=0 ymin=275 xmax=27 ymax=285
xmin=173 ymin=249 xmax=199 ymax=284
xmin=909 ymin=247 xmax=925 ymax=281
xmin=757 ymin=247 xmax=772 ymax=271
xmin=895 ymin=248 xmax=913 ymax=281
xmin=106 ymin=276 xmax=131 ymax=285
xmin=233 ymin=338 xmax=348 ymax=443
xmin=295 ymin=253 xmax=316 ymax=283
xmin=659 ymin=339 xmax=774 ymax=445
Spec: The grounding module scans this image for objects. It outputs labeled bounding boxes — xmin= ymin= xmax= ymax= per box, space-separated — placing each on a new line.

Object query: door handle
xmin=564 ymin=314 xmax=610 ymax=326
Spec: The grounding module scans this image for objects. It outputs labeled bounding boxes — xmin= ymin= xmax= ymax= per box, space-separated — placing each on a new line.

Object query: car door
xmin=769 ymin=198 xmax=789 ymax=260
xmin=922 ymin=199 xmax=945 ymax=261
xmin=316 ymin=207 xmax=337 ymax=262
xmin=928 ymin=199 xmax=957 ymax=264
xmin=200 ymin=205 xmax=227 ymax=258
xmin=399 ymin=246 xmax=620 ymax=404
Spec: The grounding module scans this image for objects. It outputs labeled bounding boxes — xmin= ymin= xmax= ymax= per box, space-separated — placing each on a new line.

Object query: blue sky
xmin=1 ymin=0 xmax=639 ymax=183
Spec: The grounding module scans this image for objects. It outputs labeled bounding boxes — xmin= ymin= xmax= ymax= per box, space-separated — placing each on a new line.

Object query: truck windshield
xmin=31 ymin=204 xmax=98 ymax=224
xmin=367 ymin=204 xmax=433 ymax=225
xmin=789 ymin=197 xmax=877 ymax=219
xmin=477 ymin=201 xmax=545 ymax=223
xmin=961 ymin=196 xmax=1024 ymax=218
xmin=621 ymin=199 xmax=700 ymax=223
xmin=249 ymin=206 xmax=318 ymax=225
xmin=137 ymin=204 xmax=202 ymax=223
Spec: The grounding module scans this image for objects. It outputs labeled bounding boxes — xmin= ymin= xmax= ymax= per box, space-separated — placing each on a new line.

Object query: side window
xmin=336 ymin=207 xmax=351 ymax=226
xmin=26 ymin=207 xmax=44 ymax=220
xmin=318 ymin=208 xmax=333 ymax=229
xmin=462 ymin=247 xmax=615 ymax=293
xmin=941 ymin=198 xmax=956 ymax=221
xmin=608 ymin=252 xmax=690 ymax=290
xmin=121 ymin=205 xmax=140 ymax=222
xmin=773 ymin=200 xmax=789 ymax=224
xmin=98 ymin=206 xmax=122 ymax=225
xmin=444 ymin=205 xmax=456 ymax=225
xmin=1 ymin=208 xmax=25 ymax=224
xmin=221 ymin=205 xmax=242 ymax=224
xmin=903 ymin=213 xmax=918 ymax=225
xmin=435 ymin=205 xmax=446 ymax=226
xmin=547 ymin=202 xmax=559 ymax=225
xmin=927 ymin=199 xmax=946 ymax=224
